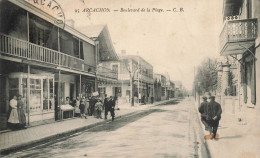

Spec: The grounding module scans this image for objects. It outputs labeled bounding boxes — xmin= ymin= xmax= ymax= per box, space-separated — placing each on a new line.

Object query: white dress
xmin=8 ymin=99 xmax=19 ymax=124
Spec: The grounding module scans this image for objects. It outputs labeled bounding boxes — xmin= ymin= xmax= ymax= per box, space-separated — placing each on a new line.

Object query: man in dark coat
xmin=208 ymin=96 xmax=222 ymax=139
xmin=89 ymin=96 xmax=97 ymax=116
xmin=198 ymin=96 xmax=211 ymax=134
xmin=104 ymin=94 xmax=110 ymax=120
xmin=104 ymin=95 xmax=115 ymax=121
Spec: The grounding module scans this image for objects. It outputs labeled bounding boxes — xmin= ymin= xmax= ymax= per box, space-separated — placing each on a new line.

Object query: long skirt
xmin=17 ymin=108 xmax=26 ymax=125
xmin=8 ymin=109 xmax=19 ymax=124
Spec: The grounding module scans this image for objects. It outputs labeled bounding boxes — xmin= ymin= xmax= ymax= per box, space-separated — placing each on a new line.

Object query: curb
xmin=0 ymin=99 xmax=175 ymax=156
xmin=193 ymin=98 xmax=213 ymax=158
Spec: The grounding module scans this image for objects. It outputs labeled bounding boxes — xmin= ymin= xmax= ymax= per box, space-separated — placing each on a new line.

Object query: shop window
xmin=49 ymin=79 xmax=54 ymax=110
xmin=30 ymin=79 xmax=41 ymax=112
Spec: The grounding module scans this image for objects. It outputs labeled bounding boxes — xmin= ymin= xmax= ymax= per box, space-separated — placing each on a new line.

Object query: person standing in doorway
xmin=208 ymin=96 xmax=222 ymax=140
xmin=17 ymin=95 xmax=26 ymax=129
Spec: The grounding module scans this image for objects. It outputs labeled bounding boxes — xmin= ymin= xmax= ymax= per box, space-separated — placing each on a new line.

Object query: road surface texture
xmin=4 ymin=98 xmax=209 ymax=158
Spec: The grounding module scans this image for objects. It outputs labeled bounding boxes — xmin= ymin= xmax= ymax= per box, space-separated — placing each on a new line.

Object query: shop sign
xmin=23 ymin=0 xmax=65 ymax=28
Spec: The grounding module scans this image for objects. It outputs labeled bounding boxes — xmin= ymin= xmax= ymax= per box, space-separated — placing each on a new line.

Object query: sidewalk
xmin=0 ymin=99 xmax=174 ymax=155
xmin=194 ymin=98 xmax=260 ymax=158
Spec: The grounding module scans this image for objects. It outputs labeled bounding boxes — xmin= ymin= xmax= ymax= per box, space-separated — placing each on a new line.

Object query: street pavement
xmin=2 ymin=98 xmax=209 ymax=158
xmin=0 ymin=99 xmax=175 ymax=156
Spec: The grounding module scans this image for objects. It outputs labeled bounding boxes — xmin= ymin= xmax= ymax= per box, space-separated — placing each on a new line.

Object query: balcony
xmin=96 ymin=66 xmax=118 ymax=81
xmin=219 ymin=18 xmax=257 ymax=56
xmin=0 ymin=33 xmax=96 ymax=74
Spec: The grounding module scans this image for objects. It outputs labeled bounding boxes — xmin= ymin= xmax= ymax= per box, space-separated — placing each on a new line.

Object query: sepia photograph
xmin=0 ymin=0 xmax=259 ymax=157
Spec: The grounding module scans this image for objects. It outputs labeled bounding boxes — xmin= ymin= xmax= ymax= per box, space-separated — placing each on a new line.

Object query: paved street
xmin=4 ymin=98 xmax=209 ymax=158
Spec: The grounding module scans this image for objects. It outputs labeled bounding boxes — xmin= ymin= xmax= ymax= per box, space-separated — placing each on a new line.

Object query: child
xmin=95 ymin=99 xmax=103 ymax=119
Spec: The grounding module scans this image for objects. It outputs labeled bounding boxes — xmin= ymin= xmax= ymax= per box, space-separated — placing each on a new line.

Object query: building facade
xmin=218 ymin=0 xmax=260 ymax=125
xmin=77 ymin=25 xmax=119 ymax=100
xmin=0 ymin=0 xmax=99 ymax=129
xmin=106 ymin=52 xmax=154 ymax=105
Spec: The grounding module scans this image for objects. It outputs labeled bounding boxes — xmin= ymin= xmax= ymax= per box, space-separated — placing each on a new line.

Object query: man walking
xmin=208 ymin=96 xmax=222 ymax=140
xmin=198 ymin=96 xmax=212 ymax=134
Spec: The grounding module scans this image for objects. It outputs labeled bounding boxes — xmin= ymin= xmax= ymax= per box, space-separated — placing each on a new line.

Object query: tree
xmin=123 ymin=58 xmax=140 ymax=106
xmin=193 ymin=58 xmax=218 ymax=96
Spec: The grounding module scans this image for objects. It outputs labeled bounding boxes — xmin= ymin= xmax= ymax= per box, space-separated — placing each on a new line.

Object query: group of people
xmin=198 ymin=95 xmax=222 ymax=140
xmin=65 ymin=94 xmax=117 ymax=121
xmin=8 ymin=95 xmax=26 ymax=130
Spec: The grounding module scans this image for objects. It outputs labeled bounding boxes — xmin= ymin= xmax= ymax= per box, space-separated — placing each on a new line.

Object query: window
xmin=161 ymin=87 xmax=165 ymax=96
xmin=29 ymin=13 xmax=58 ymax=50
xmin=30 ymin=79 xmax=41 ymax=112
xmin=112 ymin=64 xmax=119 ymax=74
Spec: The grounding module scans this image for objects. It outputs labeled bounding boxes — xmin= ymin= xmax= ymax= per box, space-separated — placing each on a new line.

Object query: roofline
xmin=103 ymin=25 xmax=119 ymax=60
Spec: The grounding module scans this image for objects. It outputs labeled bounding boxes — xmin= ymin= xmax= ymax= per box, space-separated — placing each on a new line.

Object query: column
xmin=221 ymin=62 xmax=231 ymax=112
xmin=216 ymin=64 xmax=223 ymax=103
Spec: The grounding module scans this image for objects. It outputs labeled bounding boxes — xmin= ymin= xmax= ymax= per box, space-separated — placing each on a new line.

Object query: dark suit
xmin=105 ymin=98 xmax=115 ymax=120
xmin=208 ymin=100 xmax=222 ymax=137
xmin=198 ymin=101 xmax=211 ymax=132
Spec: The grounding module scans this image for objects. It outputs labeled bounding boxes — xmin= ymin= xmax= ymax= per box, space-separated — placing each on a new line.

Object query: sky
xmin=57 ymin=0 xmax=223 ymax=91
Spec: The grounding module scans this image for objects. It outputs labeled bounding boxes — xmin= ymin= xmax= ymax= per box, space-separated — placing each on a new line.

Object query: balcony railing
xmin=0 ymin=33 xmax=95 ymax=74
xmin=97 ymin=66 xmax=118 ymax=81
xmin=219 ymin=18 xmax=257 ymax=55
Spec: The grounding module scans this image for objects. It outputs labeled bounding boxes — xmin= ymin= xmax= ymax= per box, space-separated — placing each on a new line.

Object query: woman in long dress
xmin=8 ymin=96 xmax=19 ymax=130
xmin=17 ymin=95 xmax=26 ymax=129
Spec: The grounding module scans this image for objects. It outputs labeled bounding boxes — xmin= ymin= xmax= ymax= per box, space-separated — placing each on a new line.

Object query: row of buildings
xmin=215 ymin=0 xmax=260 ymax=127
xmin=0 ymin=0 xmax=184 ymax=130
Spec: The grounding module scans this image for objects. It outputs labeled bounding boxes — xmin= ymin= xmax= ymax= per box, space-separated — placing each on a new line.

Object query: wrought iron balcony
xmin=0 ymin=33 xmax=96 ymax=74
xmin=96 ymin=66 xmax=118 ymax=81
xmin=219 ymin=18 xmax=257 ymax=56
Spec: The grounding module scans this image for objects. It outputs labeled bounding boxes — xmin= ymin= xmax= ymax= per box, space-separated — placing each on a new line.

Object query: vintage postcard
xmin=0 ymin=0 xmax=259 ymax=157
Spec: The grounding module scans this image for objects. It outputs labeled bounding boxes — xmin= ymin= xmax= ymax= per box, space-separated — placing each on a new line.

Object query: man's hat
xmin=202 ymin=96 xmax=207 ymax=99
xmin=209 ymin=96 xmax=215 ymax=99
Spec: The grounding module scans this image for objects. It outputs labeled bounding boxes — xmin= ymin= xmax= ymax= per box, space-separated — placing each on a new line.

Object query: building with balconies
xmin=0 ymin=0 xmax=101 ymax=129
xmin=218 ymin=0 xmax=260 ymax=122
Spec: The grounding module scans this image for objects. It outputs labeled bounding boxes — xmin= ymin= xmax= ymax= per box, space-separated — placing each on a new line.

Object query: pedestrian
xmin=8 ymin=96 xmax=19 ymax=130
xmin=79 ymin=97 xmax=87 ymax=119
xmin=74 ymin=96 xmax=81 ymax=117
xmin=104 ymin=95 xmax=109 ymax=119
xmin=208 ymin=96 xmax=222 ymax=140
xmin=89 ymin=96 xmax=97 ymax=116
xmin=198 ymin=96 xmax=211 ymax=133
xmin=95 ymin=99 xmax=103 ymax=119
xmin=17 ymin=95 xmax=26 ymax=129
xmin=65 ymin=96 xmax=71 ymax=105
xmin=85 ymin=97 xmax=89 ymax=116
xmin=108 ymin=96 xmax=115 ymax=121
xmin=71 ymin=97 xmax=77 ymax=107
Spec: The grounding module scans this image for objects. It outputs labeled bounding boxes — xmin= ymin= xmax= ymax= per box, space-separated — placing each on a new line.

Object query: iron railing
xmin=0 ymin=33 xmax=96 ymax=74
xmin=219 ymin=18 xmax=257 ymax=53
